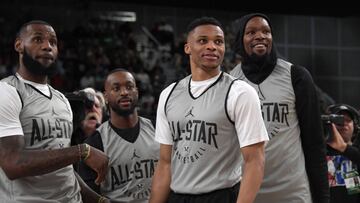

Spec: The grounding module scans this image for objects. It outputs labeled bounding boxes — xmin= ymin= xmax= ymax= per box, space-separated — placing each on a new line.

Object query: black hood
xmin=233 ymin=13 xmax=278 ymax=84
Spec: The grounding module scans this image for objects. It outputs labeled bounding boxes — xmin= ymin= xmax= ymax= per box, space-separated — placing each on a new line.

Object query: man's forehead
xmin=24 ymin=24 xmax=56 ymax=36
xmin=189 ymin=25 xmax=224 ymax=38
xmin=107 ymin=73 xmax=134 ymax=85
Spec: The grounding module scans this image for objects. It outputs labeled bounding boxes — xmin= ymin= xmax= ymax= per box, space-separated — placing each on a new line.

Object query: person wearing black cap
xmin=230 ymin=13 xmax=329 ymax=203
xmin=326 ymin=104 xmax=360 ymax=203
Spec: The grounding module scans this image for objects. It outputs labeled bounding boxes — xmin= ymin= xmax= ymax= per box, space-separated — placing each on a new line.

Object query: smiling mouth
xmin=202 ymin=54 xmax=218 ymax=60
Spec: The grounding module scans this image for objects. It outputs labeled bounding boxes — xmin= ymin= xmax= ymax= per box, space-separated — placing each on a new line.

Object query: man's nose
xmin=41 ymin=40 xmax=52 ymax=51
xmin=206 ymin=41 xmax=217 ymax=50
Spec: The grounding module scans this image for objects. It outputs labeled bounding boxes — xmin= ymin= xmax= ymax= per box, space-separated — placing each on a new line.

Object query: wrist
xmin=80 ymin=143 xmax=91 ymax=161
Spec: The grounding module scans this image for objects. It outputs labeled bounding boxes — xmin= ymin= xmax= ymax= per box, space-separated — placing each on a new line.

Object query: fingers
xmin=84 ymin=147 xmax=109 ymax=185
xmin=95 ymin=159 xmax=108 ymax=185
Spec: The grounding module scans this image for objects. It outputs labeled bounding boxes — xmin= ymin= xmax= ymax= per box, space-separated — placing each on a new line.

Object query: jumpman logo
xmin=185 ymin=107 xmax=195 ymax=118
xmin=131 ymin=149 xmax=140 ymax=160
xmin=256 ymin=85 xmax=266 ymax=101
xmin=52 ymin=107 xmax=59 ymax=116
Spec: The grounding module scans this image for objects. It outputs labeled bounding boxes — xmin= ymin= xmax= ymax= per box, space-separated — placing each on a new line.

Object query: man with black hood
xmin=230 ymin=13 xmax=329 ymax=203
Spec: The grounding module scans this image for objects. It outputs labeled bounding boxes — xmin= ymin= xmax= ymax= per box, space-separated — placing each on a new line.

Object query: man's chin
xmin=253 ymin=51 xmax=267 ymax=57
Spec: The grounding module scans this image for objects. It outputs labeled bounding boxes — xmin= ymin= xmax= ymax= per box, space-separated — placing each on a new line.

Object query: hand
xmin=327 ymin=123 xmax=347 ymax=152
xmin=84 ymin=146 xmax=109 ymax=185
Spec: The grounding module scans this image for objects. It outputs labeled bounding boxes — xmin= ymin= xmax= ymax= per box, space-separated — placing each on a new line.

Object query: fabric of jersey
xmin=230 ymin=59 xmax=312 ymax=203
xmin=0 ymin=75 xmax=81 ymax=203
xmin=155 ymin=72 xmax=268 ymax=194
xmin=81 ymin=117 xmax=159 ymax=203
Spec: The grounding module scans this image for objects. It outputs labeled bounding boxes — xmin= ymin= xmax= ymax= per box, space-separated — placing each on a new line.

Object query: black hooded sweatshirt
xmin=233 ymin=13 xmax=330 ymax=203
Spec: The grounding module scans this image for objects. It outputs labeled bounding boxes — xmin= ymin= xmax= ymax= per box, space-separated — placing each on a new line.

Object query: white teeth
xmin=254 ymin=44 xmax=266 ymax=48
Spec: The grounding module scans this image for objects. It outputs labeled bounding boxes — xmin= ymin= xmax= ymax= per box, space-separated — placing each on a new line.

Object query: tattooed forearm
xmin=0 ymin=135 xmax=79 ymax=179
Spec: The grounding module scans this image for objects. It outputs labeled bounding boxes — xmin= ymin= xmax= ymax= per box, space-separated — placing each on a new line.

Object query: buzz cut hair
xmin=104 ymin=68 xmax=135 ymax=86
xmin=106 ymin=68 xmax=130 ymax=78
xmin=186 ymin=16 xmax=224 ymax=36
xmin=16 ymin=20 xmax=52 ymax=38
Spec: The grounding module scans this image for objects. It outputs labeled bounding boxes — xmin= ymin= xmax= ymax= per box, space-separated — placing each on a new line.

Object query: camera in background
xmin=321 ymin=114 xmax=344 ymax=141
xmin=64 ymin=91 xmax=95 ymax=130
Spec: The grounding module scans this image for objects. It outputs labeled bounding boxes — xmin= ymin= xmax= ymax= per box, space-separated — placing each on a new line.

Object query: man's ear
xmin=184 ymin=43 xmax=190 ymax=55
xmin=14 ymin=38 xmax=23 ymax=54
xmin=103 ymin=91 xmax=108 ymax=104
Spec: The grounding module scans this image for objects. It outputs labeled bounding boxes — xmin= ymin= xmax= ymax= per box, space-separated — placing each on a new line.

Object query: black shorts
xmin=167 ymin=182 xmax=240 ymax=203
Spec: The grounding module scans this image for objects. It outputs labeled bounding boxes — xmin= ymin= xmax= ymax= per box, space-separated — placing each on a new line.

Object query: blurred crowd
xmin=0 ymin=19 xmax=238 ymax=119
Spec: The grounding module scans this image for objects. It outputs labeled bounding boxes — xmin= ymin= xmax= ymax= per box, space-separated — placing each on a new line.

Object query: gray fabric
xmin=165 ymin=73 xmax=241 ymax=194
xmin=0 ymin=75 xmax=81 ymax=203
xmin=98 ymin=117 xmax=159 ymax=202
xmin=230 ymin=59 xmax=312 ymax=203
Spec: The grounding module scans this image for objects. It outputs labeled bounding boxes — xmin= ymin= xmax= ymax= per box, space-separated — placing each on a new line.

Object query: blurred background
xmin=1 ymin=0 xmax=360 ymax=118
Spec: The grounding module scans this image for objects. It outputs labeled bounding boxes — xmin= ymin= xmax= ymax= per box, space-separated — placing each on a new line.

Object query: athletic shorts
xmin=167 ymin=182 xmax=240 ymax=203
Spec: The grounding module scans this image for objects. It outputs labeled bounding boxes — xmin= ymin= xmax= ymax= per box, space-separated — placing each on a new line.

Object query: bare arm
xmin=237 ymin=141 xmax=265 ymax=203
xmin=0 ymin=135 xmax=108 ymax=184
xmin=149 ymin=144 xmax=172 ymax=203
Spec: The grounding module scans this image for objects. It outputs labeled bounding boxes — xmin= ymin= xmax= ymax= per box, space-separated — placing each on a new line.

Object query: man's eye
xmin=215 ymin=40 xmax=224 ymax=45
xmin=199 ymin=39 xmax=207 ymax=43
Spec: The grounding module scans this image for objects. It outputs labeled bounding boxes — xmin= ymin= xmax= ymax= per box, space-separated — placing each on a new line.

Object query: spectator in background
xmin=70 ymin=87 xmax=107 ymax=172
xmin=230 ymin=13 xmax=329 ymax=203
xmin=326 ymin=104 xmax=360 ymax=203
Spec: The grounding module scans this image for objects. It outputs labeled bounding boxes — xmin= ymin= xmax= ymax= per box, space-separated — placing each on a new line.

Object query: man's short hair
xmin=17 ymin=20 xmax=52 ymax=37
xmin=186 ymin=16 xmax=223 ymax=35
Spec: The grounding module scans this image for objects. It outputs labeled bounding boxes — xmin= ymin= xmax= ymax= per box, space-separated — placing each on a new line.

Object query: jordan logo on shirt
xmin=185 ymin=107 xmax=195 ymax=117
xmin=52 ymin=107 xmax=59 ymax=116
xmin=131 ymin=149 xmax=140 ymax=160
xmin=256 ymin=85 xmax=266 ymax=101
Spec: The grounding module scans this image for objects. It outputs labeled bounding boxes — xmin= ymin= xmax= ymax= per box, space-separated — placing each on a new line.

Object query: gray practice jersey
xmin=230 ymin=59 xmax=312 ymax=203
xmin=165 ymin=72 xmax=242 ymax=194
xmin=0 ymin=75 xmax=81 ymax=203
xmin=98 ymin=117 xmax=159 ymax=202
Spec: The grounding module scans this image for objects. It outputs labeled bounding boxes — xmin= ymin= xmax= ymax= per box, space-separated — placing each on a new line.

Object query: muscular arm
xmin=149 ymin=144 xmax=172 ymax=203
xmin=237 ymin=142 xmax=265 ymax=203
xmin=0 ymin=82 xmax=108 ymax=182
xmin=0 ymin=135 xmax=108 ymax=183
xmin=0 ymin=135 xmax=80 ymax=180
xmin=292 ymin=65 xmax=330 ymax=203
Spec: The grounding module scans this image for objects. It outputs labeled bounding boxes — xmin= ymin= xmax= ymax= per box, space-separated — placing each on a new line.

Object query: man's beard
xmin=246 ymin=53 xmax=268 ymax=67
xmin=110 ymin=102 xmax=137 ymax=117
xmin=22 ymin=49 xmax=58 ymax=76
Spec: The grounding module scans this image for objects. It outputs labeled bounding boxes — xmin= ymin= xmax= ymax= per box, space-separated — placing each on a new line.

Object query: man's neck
xmin=17 ymin=66 xmax=48 ymax=84
xmin=111 ymin=112 xmax=139 ymax=129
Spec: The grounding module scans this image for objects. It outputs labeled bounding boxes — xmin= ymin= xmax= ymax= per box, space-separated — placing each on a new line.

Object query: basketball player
xmin=0 ymin=20 xmax=113 ymax=203
xmin=230 ymin=13 xmax=329 ymax=203
xmin=78 ymin=69 xmax=159 ymax=203
xmin=150 ymin=17 xmax=268 ymax=203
